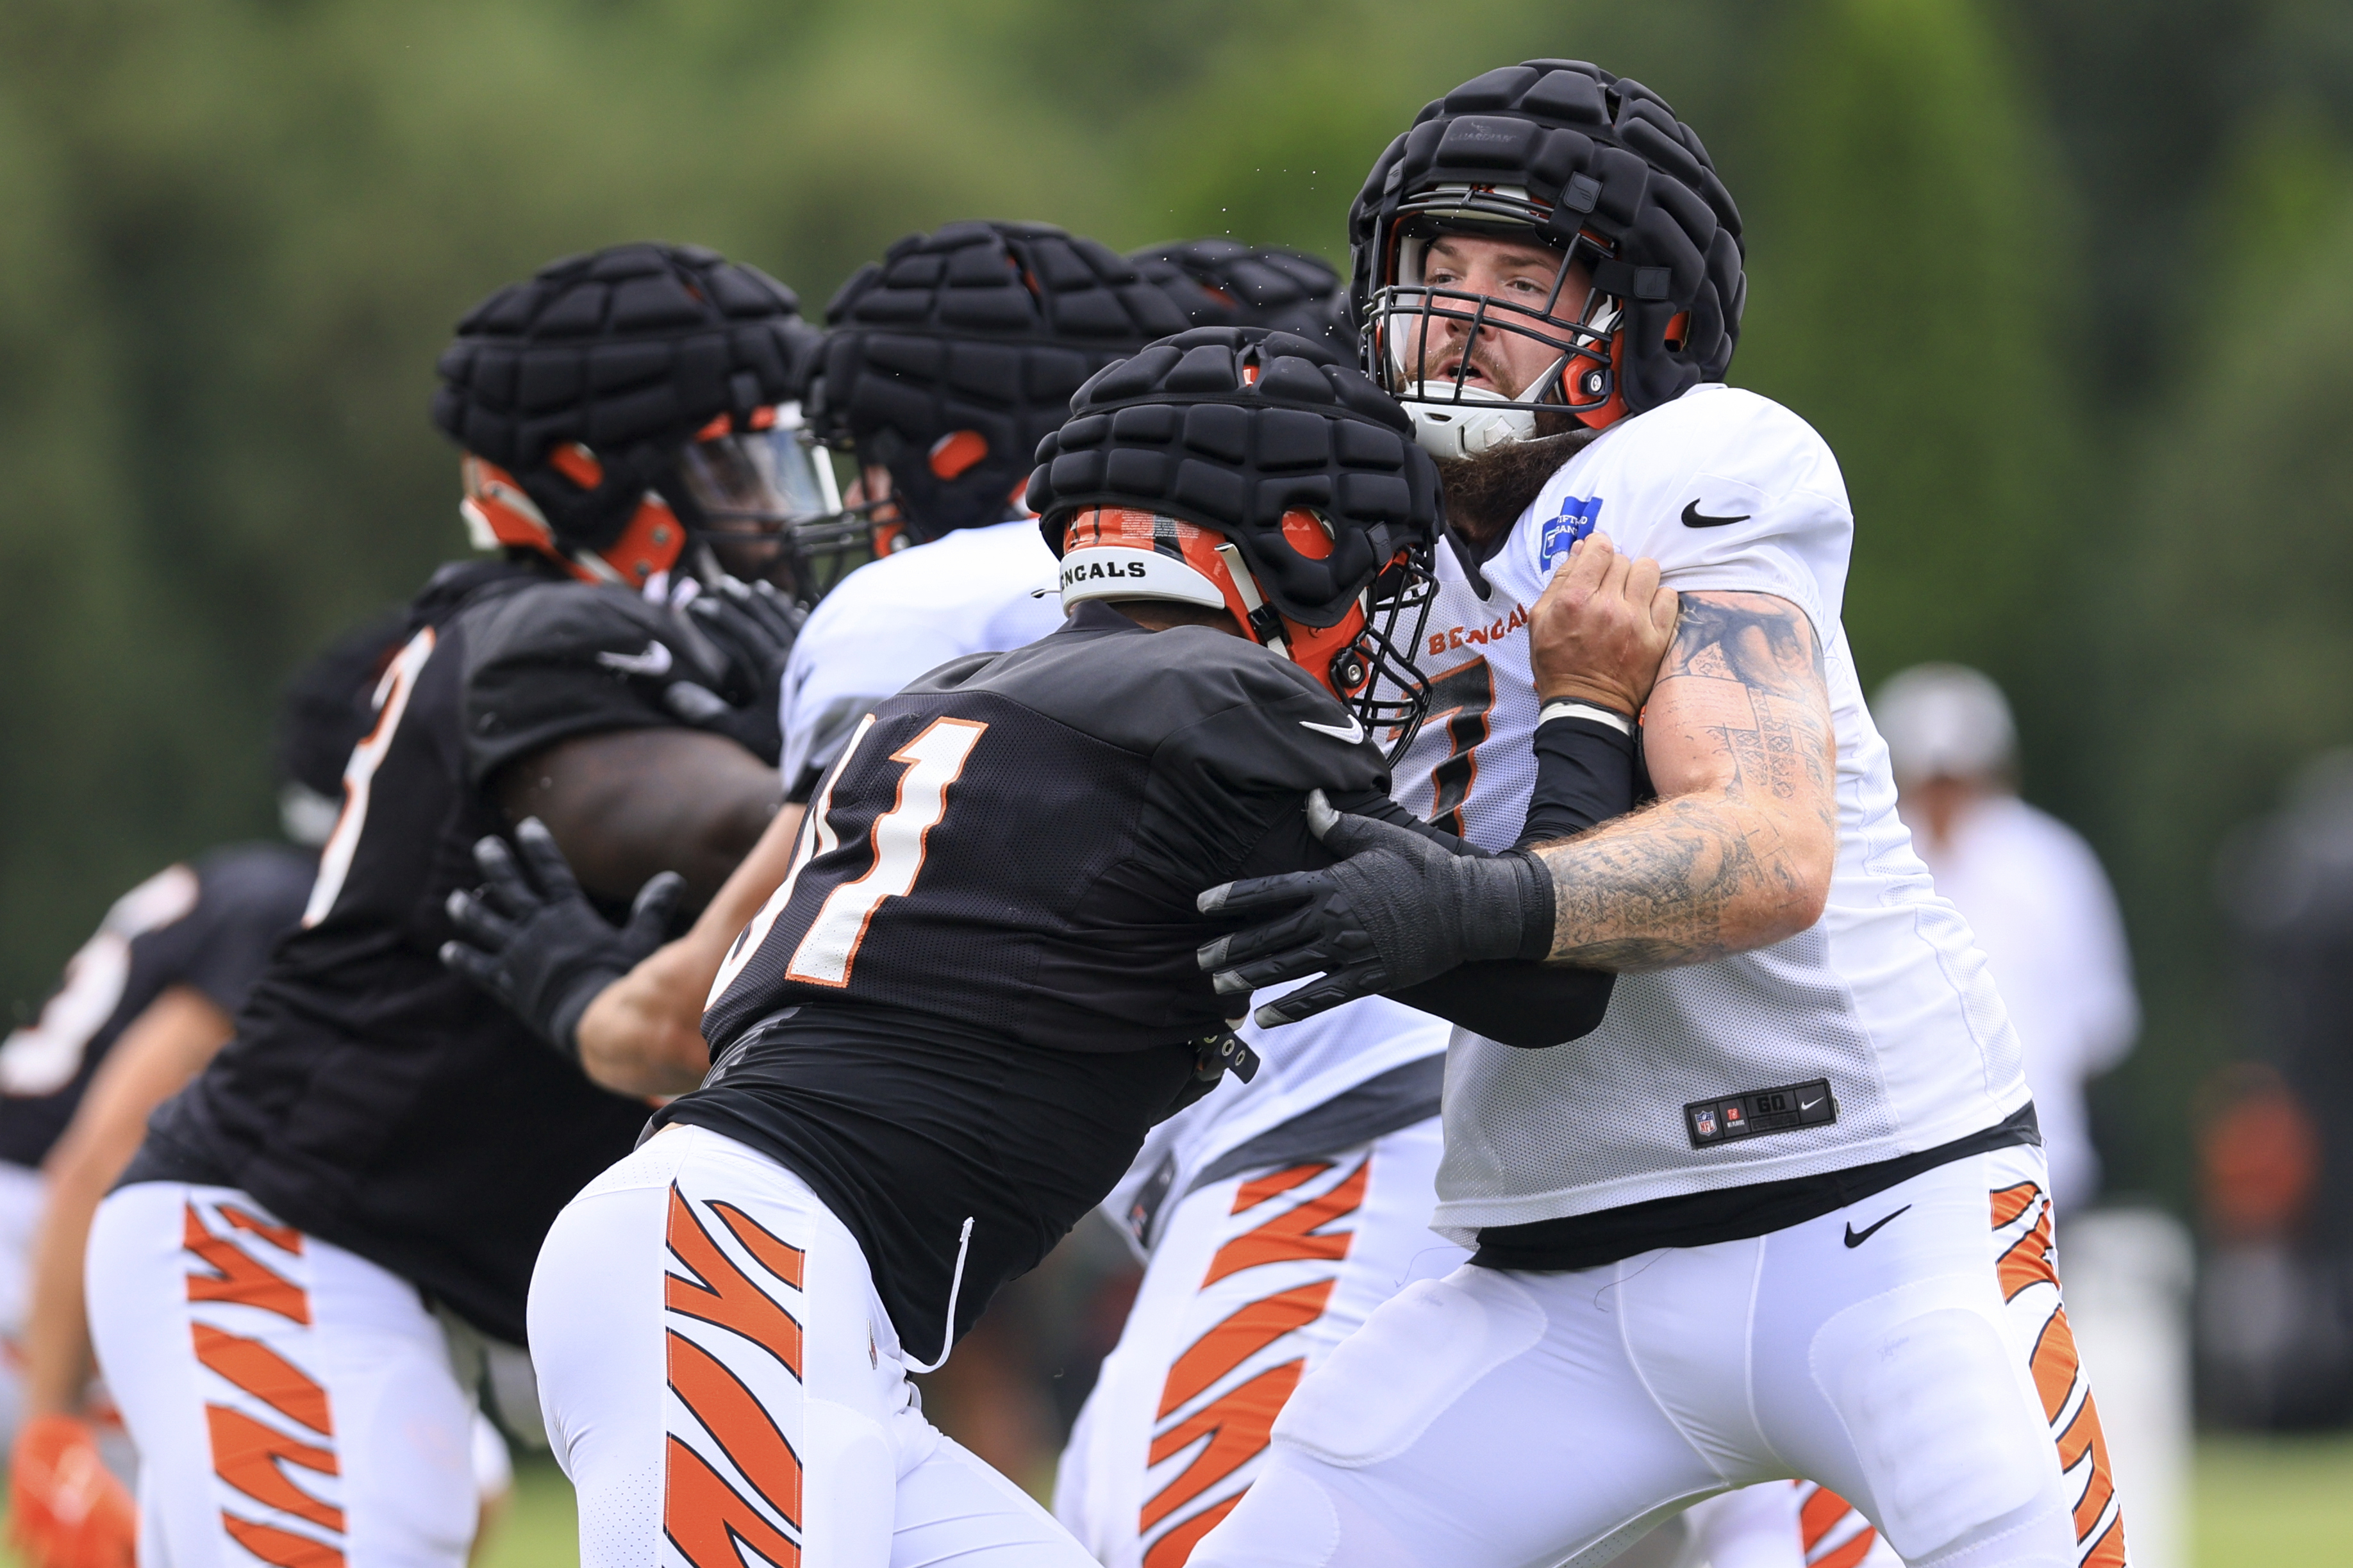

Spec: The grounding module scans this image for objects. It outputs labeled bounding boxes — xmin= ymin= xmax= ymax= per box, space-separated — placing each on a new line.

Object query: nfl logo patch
xmin=1539 ymin=495 xmax=1605 ymax=569
xmin=1694 ymin=1108 xmax=1719 ymax=1139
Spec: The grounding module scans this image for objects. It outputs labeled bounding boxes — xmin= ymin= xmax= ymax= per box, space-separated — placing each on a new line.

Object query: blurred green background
xmin=3 ymin=0 xmax=2352 ymax=1221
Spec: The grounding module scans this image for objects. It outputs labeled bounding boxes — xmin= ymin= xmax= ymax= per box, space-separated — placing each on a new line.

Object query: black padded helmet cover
xmin=1349 ymin=60 xmax=1745 ymax=416
xmin=1128 ymin=240 xmax=1347 ymax=347
xmin=1028 ymin=326 xmax=1443 ymax=631
xmin=432 ymin=243 xmax=820 ymax=552
xmin=814 ymin=222 xmax=1195 ymax=544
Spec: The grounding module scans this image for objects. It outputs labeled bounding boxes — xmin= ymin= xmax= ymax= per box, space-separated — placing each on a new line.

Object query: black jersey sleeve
xmin=1151 ymin=657 xmax=1394 ymax=886
xmin=1374 ymin=709 xmax=1640 ymax=1048
xmin=175 ymin=845 xmax=317 ymax=1018
xmin=456 ymin=582 xmax=737 ymax=788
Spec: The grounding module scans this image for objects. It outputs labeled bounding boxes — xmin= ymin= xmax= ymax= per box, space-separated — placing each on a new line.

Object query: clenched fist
xmin=1528 ymin=532 xmax=1679 ymax=717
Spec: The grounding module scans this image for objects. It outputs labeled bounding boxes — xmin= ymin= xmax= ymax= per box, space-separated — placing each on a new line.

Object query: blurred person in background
xmin=2206 ymin=749 xmax=2353 ymax=1430
xmin=1875 ymin=663 xmax=2138 ymax=1214
xmin=1 ymin=619 xmax=392 ymax=1568
xmin=79 ymin=242 xmax=826 ymax=1568
xmin=1879 ymin=663 xmax=2191 ymax=1568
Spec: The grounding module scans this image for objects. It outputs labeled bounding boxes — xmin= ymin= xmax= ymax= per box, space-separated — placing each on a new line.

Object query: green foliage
xmin=1733 ymin=0 xmax=2084 ymax=702
xmin=2100 ymin=195 xmax=2353 ymax=1197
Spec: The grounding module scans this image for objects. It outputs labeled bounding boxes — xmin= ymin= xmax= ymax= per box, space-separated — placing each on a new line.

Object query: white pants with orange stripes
xmin=1192 ymin=1143 xmax=2128 ymax=1568
xmin=529 ymin=1124 xmax=1095 ymax=1568
xmin=87 ymin=1182 xmax=484 ymax=1568
xmin=1052 ymin=1118 xmax=1467 ymax=1567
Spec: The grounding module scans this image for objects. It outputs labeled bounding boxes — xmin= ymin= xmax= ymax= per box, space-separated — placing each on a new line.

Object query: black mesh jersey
xmin=0 ymin=844 xmax=314 ymax=1171
xmin=701 ymin=601 xmax=1392 ymax=1056
xmin=136 ymin=556 xmax=765 ymax=1344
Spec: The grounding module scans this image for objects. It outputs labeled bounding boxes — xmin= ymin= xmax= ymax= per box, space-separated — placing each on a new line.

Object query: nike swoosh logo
xmin=1800 ymin=1096 xmax=1823 ymax=1111
xmin=1300 ymin=716 xmax=1365 ymax=745
xmin=1681 ymin=500 xmax=1750 ymax=529
xmin=1843 ymin=1203 xmax=1911 ymax=1248
xmin=596 ymin=641 xmax=674 ymax=677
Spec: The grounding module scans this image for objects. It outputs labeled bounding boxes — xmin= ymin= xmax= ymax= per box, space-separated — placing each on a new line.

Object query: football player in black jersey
xmin=445 ymin=326 xmax=1676 ymax=1564
xmin=2 ymin=619 xmax=395 ymax=1568
xmin=78 ymin=243 xmax=838 ymax=1568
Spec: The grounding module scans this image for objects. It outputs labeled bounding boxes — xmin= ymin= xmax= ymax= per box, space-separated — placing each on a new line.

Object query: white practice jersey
xmin=773 ymin=518 xmax=1452 ymax=1245
xmin=776 ymin=519 xmax=1069 ymax=794
xmin=1388 ymin=384 xmax=2031 ymax=1240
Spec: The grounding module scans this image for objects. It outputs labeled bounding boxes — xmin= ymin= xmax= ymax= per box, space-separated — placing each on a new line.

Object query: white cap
xmin=1874 ymin=663 xmax=2015 ymax=783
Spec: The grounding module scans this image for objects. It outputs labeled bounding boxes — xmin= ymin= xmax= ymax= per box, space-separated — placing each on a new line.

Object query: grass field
xmin=13 ymin=1436 xmax=2349 ymax=1565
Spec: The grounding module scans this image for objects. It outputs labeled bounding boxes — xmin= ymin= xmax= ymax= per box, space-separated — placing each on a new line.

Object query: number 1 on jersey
xmin=784 ymin=717 xmax=989 ymax=987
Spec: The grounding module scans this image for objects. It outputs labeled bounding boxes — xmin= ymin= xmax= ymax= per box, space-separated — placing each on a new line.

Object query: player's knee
xmin=1268 ymin=1269 xmax=1543 ymax=1468
xmin=1811 ymin=1294 xmax=2063 ymax=1562
xmin=1903 ymin=1492 xmax=2077 ymax=1568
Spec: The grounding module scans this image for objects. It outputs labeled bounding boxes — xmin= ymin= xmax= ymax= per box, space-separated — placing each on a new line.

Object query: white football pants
xmin=1193 ymin=1143 xmax=2127 ymax=1568
xmin=87 ymin=1182 xmax=486 ymax=1568
xmin=1054 ymin=1119 xmax=1468 ymax=1566
xmin=529 ymin=1124 xmax=1096 ymax=1568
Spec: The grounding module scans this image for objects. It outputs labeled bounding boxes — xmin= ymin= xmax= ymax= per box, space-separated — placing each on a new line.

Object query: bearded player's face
xmin=1406 ymin=233 xmax=1592 ymax=401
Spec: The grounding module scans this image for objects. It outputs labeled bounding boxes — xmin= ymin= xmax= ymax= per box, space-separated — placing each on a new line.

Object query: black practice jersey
xmin=135 ymin=556 xmax=770 ymax=1343
xmin=669 ymin=601 xmax=1623 ymax=1363
xmin=0 ymin=845 xmax=313 ymax=1170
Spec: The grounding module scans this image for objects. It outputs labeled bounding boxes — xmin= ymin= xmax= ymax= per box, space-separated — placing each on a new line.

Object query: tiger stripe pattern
xmin=1991 ymin=1180 xmax=2129 ymax=1567
xmin=661 ymin=1183 xmax=810 ymax=1568
xmin=1139 ymin=1157 xmax=1372 ymax=1567
xmin=183 ymin=1198 xmax=345 ymax=1568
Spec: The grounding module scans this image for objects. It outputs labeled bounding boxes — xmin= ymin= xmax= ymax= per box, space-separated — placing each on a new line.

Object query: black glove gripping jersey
xmin=668 ymin=602 xmax=1621 ymax=1364
xmin=131 ymin=557 xmax=776 ymax=1344
xmin=0 ymin=845 xmax=315 ymax=1170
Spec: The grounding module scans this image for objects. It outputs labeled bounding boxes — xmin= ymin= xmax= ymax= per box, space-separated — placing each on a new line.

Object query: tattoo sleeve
xmin=1529 ymin=591 xmax=1838 ymax=970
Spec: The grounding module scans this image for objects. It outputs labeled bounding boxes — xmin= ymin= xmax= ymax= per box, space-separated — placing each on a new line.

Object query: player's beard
xmin=1434 ymin=422 xmax=1598 ymax=555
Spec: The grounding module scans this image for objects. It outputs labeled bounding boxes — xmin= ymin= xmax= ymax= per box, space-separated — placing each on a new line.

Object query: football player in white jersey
xmin=1190 ymin=60 xmax=2124 ymax=1568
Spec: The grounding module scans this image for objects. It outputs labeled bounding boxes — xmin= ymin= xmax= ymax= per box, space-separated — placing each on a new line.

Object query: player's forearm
xmin=499 ymin=729 xmax=779 ymax=906
xmin=1531 ymin=791 xmax=1832 ymax=970
xmin=574 ymin=803 xmax=805 ymax=1097
xmin=22 ymin=991 xmax=230 ymax=1415
xmin=21 ymin=1146 xmax=117 ymax=1417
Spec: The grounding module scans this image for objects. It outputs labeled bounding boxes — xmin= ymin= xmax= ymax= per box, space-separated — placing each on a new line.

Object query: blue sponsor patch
xmin=1539 ymin=496 xmax=1604 ymax=570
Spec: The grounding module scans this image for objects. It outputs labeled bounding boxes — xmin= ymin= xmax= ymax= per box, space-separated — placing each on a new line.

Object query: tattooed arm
xmin=1527 ymin=590 xmax=1837 ymax=969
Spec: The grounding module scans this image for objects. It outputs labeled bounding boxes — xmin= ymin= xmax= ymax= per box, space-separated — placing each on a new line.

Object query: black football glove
xmin=663 ymin=577 xmax=803 ymax=764
xmin=1195 ymin=791 xmax=1555 ymax=1027
xmin=439 ymin=818 xmax=685 ymax=1059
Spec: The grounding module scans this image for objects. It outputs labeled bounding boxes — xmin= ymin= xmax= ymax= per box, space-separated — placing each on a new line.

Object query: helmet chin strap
xmin=1211 ymin=543 xmax=1288 ymax=658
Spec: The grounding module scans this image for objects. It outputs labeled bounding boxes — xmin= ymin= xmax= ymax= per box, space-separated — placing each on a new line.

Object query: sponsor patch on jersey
xmin=1538 ymin=495 xmax=1604 ymax=570
xmin=1685 ymin=1078 xmax=1836 ymax=1148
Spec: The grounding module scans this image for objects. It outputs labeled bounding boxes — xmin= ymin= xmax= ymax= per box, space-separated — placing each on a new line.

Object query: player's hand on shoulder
xmin=663 ymin=576 xmax=804 ymax=763
xmin=1195 ymin=789 xmax=1552 ymax=1026
xmin=1528 ymin=532 xmax=1678 ymax=718
xmin=439 ymin=818 xmax=686 ymax=1064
